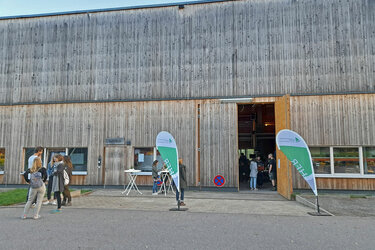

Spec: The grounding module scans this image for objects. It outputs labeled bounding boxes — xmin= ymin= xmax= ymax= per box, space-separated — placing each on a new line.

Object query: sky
xmin=0 ymin=0 xmax=202 ymax=17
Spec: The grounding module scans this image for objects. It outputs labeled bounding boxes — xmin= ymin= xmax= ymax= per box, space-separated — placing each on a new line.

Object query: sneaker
xmin=50 ymin=209 xmax=61 ymax=214
xmin=61 ymin=201 xmax=66 ymax=206
xmin=52 ymin=200 xmax=57 ymax=205
xmin=31 ymin=203 xmax=36 ymax=208
xmin=33 ymin=215 xmax=41 ymax=220
xmin=67 ymin=202 xmax=72 ymax=206
xmin=254 ymin=188 xmax=258 ymax=191
xmin=152 ymin=193 xmax=158 ymax=196
xmin=43 ymin=200 xmax=50 ymax=205
xmin=180 ymin=201 xmax=186 ymax=206
xmin=21 ymin=214 xmax=27 ymax=220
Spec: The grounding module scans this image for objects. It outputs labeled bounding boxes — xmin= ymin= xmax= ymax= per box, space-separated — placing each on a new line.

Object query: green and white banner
xmin=156 ymin=131 xmax=180 ymax=192
xmin=276 ymin=129 xmax=318 ymax=196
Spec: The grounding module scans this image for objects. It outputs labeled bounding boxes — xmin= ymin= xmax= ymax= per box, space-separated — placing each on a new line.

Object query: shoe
xmin=50 ymin=209 xmax=61 ymax=214
xmin=33 ymin=215 xmax=41 ymax=220
xmin=31 ymin=203 xmax=36 ymax=208
xmin=61 ymin=201 xmax=66 ymax=206
xmin=43 ymin=200 xmax=50 ymax=205
xmin=21 ymin=214 xmax=27 ymax=220
xmin=180 ymin=201 xmax=186 ymax=206
xmin=52 ymin=200 xmax=57 ymax=205
xmin=67 ymin=202 xmax=72 ymax=206
xmin=254 ymin=188 xmax=258 ymax=191
xmin=152 ymin=193 xmax=158 ymax=196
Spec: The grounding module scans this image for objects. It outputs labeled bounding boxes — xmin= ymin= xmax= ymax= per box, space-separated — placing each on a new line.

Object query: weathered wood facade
xmin=0 ymin=0 xmax=375 ymax=193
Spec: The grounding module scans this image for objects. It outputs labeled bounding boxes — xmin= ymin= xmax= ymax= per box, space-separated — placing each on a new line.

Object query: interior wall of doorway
xmin=238 ymin=103 xmax=276 ymax=191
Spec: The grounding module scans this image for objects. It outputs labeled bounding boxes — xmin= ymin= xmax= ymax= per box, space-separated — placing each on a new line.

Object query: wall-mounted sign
xmin=105 ymin=137 xmax=125 ymax=145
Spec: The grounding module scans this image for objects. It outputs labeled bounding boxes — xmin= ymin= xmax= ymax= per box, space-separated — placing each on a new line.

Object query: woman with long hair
xmin=22 ymin=157 xmax=47 ymax=219
xmin=152 ymin=160 xmax=159 ymax=195
xmin=51 ymin=154 xmax=65 ymax=213
xmin=43 ymin=156 xmax=57 ymax=205
xmin=62 ymin=155 xmax=73 ymax=206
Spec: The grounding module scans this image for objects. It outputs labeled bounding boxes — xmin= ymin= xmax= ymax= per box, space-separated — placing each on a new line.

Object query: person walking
xmin=22 ymin=157 xmax=47 ymax=219
xmin=176 ymin=159 xmax=187 ymax=206
xmin=249 ymin=157 xmax=258 ymax=190
xmin=62 ymin=155 xmax=73 ymax=206
xmin=152 ymin=160 xmax=159 ymax=195
xmin=43 ymin=156 xmax=57 ymax=205
xmin=51 ymin=154 xmax=65 ymax=213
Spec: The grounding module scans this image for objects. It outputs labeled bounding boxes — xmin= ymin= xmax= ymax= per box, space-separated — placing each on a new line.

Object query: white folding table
xmin=122 ymin=169 xmax=142 ymax=195
xmin=158 ymin=170 xmax=175 ymax=196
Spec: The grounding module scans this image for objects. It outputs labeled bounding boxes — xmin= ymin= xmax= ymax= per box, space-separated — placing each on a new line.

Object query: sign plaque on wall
xmin=105 ymin=137 xmax=125 ymax=145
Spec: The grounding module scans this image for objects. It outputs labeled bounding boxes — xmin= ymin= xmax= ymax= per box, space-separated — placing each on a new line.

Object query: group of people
xmin=22 ymin=147 xmax=73 ymax=220
xmin=151 ymin=158 xmax=187 ymax=206
xmin=239 ymin=153 xmax=277 ymax=191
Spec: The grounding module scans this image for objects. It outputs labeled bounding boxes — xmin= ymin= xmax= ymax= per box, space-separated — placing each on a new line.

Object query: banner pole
xmin=316 ymin=195 xmax=320 ymax=214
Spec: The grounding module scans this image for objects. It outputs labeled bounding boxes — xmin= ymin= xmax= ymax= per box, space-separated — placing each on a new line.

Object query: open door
xmin=274 ymin=95 xmax=293 ymax=199
xmin=103 ymin=146 xmax=127 ymax=185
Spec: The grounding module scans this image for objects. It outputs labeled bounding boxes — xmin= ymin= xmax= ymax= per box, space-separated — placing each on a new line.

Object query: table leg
xmin=122 ymin=173 xmax=132 ymax=195
xmin=132 ymin=174 xmax=142 ymax=195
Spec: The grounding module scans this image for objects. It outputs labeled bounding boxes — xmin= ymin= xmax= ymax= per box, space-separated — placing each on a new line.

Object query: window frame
xmin=133 ymin=146 xmax=163 ymax=175
xmin=0 ymin=148 xmax=5 ymax=174
xmin=313 ymin=146 xmax=375 ymax=178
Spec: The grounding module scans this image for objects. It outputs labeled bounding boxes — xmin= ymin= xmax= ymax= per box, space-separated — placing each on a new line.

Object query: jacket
xmin=179 ymin=164 xmax=187 ymax=189
xmin=52 ymin=162 xmax=65 ymax=192
xmin=23 ymin=168 xmax=47 ymax=183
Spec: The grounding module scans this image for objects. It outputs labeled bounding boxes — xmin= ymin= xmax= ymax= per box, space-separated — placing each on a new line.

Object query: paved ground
xmin=2 ymin=188 xmax=375 ymax=249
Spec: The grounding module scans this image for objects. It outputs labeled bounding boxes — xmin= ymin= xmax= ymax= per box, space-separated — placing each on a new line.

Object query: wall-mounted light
xmin=220 ymin=98 xmax=253 ymax=103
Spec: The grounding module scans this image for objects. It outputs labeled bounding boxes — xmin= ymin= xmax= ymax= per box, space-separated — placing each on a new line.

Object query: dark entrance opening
xmin=238 ymin=104 xmax=276 ymax=191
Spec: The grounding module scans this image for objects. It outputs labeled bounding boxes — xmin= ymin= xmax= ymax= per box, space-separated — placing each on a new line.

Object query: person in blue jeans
xmin=176 ymin=159 xmax=187 ymax=206
xmin=249 ymin=157 xmax=258 ymax=190
xmin=152 ymin=160 xmax=159 ymax=195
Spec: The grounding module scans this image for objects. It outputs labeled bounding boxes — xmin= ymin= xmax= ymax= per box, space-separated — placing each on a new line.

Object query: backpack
xmin=30 ymin=171 xmax=43 ymax=188
xmin=63 ymin=169 xmax=70 ymax=186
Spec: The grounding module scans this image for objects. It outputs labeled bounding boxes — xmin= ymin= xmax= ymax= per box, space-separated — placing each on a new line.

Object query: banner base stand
xmin=307 ymin=212 xmax=331 ymax=216
xmin=169 ymin=208 xmax=188 ymax=211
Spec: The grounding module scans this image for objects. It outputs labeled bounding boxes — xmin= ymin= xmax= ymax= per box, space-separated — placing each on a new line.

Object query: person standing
xmin=249 ymin=157 xmax=258 ymax=190
xmin=176 ymin=159 xmax=187 ymax=206
xmin=26 ymin=147 xmax=44 ymax=205
xmin=268 ymin=153 xmax=277 ymax=191
xmin=51 ymin=154 xmax=65 ymax=213
xmin=152 ymin=160 xmax=159 ymax=195
xmin=43 ymin=156 xmax=57 ymax=205
xmin=22 ymin=157 xmax=47 ymax=219
xmin=62 ymin=156 xmax=73 ymax=206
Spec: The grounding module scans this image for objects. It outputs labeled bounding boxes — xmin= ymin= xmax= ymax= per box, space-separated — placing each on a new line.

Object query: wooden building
xmin=0 ymin=0 xmax=374 ymax=198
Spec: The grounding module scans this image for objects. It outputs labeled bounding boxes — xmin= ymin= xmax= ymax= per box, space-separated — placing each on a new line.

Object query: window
xmin=134 ymin=147 xmax=164 ymax=172
xmin=0 ymin=148 xmax=4 ymax=173
xmin=68 ymin=148 xmax=88 ymax=172
xmin=333 ymin=147 xmax=360 ymax=174
xmin=311 ymin=147 xmax=330 ymax=174
xmin=312 ymin=146 xmax=375 ymax=177
xmin=364 ymin=147 xmax=375 ymax=175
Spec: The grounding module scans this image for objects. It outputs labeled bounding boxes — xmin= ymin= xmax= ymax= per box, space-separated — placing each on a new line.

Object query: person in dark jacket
xmin=151 ymin=160 xmax=159 ymax=195
xmin=22 ymin=157 xmax=47 ymax=219
xmin=51 ymin=154 xmax=65 ymax=213
xmin=62 ymin=155 xmax=73 ymax=206
xmin=176 ymin=158 xmax=187 ymax=206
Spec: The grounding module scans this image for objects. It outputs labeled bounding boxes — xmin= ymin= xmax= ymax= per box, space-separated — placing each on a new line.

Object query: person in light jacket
xmin=249 ymin=157 xmax=258 ymax=190
xmin=176 ymin=159 xmax=187 ymax=206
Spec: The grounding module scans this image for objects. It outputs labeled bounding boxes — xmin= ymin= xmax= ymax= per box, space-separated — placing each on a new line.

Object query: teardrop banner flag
xmin=276 ymin=129 xmax=318 ymax=196
xmin=156 ymin=131 xmax=180 ymax=192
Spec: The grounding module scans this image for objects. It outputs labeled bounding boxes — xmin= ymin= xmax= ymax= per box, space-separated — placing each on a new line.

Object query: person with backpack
xmin=62 ymin=155 xmax=73 ymax=206
xmin=51 ymin=154 xmax=65 ymax=213
xmin=22 ymin=157 xmax=47 ymax=219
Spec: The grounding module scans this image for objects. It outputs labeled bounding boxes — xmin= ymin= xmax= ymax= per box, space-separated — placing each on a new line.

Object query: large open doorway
xmin=238 ymin=103 xmax=276 ymax=191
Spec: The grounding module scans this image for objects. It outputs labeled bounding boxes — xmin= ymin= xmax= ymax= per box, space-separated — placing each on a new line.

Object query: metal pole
xmin=316 ymin=195 xmax=320 ymax=214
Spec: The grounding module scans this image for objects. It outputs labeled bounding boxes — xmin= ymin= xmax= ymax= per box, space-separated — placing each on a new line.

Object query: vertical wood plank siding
xmin=1 ymin=0 xmax=375 ymax=105
xmin=200 ymin=101 xmax=238 ymax=187
xmin=290 ymin=94 xmax=375 ymax=190
xmin=0 ymin=101 xmax=198 ymax=185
